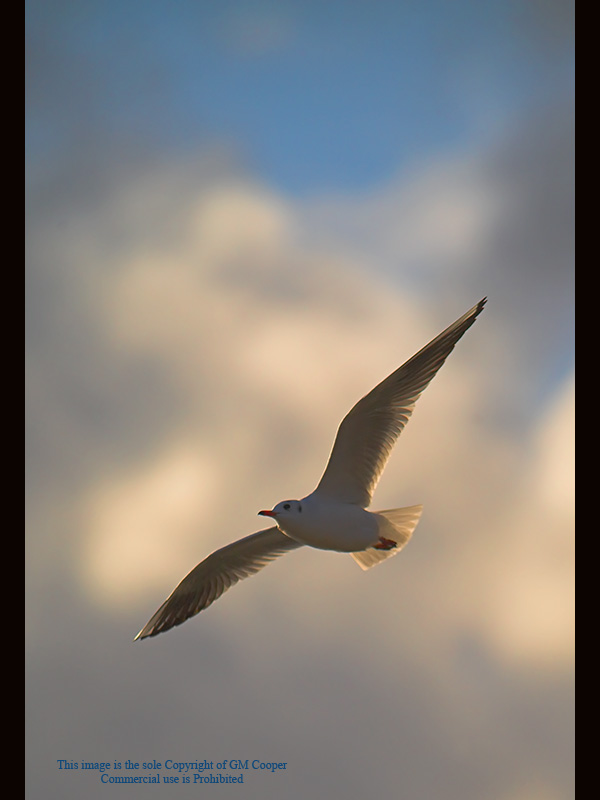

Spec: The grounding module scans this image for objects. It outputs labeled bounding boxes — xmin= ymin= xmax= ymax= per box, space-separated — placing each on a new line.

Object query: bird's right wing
xmin=135 ymin=527 xmax=304 ymax=640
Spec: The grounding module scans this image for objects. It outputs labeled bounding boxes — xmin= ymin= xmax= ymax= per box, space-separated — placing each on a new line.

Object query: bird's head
xmin=258 ymin=499 xmax=303 ymax=523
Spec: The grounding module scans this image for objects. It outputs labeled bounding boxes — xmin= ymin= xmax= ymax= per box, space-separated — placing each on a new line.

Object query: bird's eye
xmin=283 ymin=503 xmax=291 ymax=510
xmin=298 ymin=504 xmax=302 ymax=513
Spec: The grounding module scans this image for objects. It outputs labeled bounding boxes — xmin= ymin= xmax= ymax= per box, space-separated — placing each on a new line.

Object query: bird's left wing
xmin=135 ymin=527 xmax=304 ymax=639
xmin=314 ymin=298 xmax=486 ymax=507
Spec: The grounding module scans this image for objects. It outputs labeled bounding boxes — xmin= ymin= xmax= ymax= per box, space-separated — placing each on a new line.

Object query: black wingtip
xmin=473 ymin=296 xmax=487 ymax=315
xmin=465 ymin=296 xmax=487 ymax=325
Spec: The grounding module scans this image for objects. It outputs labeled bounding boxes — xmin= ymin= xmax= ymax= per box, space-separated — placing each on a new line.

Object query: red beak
xmin=258 ymin=509 xmax=277 ymax=517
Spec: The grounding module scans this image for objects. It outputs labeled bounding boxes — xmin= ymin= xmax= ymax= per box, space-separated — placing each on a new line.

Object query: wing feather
xmin=135 ymin=527 xmax=304 ymax=639
xmin=314 ymin=298 xmax=486 ymax=506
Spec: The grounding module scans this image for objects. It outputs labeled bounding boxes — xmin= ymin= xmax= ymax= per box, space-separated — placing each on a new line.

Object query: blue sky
xmin=26 ymin=0 xmax=573 ymax=193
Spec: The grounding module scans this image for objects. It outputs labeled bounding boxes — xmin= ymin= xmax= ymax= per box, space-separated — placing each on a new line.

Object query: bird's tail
xmin=350 ymin=504 xmax=423 ymax=570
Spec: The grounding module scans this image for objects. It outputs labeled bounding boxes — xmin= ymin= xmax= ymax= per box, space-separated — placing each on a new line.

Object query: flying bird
xmin=135 ymin=298 xmax=486 ymax=639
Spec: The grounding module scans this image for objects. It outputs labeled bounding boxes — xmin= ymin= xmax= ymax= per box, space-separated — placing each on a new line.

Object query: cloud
xmin=29 ymin=147 xmax=573 ymax=673
xmin=82 ymin=442 xmax=221 ymax=605
xmin=481 ymin=375 xmax=574 ymax=668
xmin=26 ymin=110 xmax=573 ymax=799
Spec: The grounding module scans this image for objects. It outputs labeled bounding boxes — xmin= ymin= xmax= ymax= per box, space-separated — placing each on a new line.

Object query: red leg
xmin=373 ymin=537 xmax=398 ymax=551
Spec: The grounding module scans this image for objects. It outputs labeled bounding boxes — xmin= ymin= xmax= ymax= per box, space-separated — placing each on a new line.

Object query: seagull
xmin=135 ymin=298 xmax=486 ymax=639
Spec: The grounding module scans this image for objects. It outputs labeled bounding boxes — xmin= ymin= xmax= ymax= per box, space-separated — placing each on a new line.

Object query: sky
xmin=26 ymin=2 xmax=574 ymax=799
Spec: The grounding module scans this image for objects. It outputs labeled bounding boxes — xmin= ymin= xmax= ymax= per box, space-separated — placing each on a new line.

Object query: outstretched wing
xmin=314 ymin=298 xmax=486 ymax=507
xmin=135 ymin=527 xmax=304 ymax=640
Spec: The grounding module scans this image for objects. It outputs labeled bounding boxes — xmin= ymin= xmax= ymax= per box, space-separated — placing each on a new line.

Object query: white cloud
xmin=480 ymin=375 xmax=574 ymax=668
xmin=56 ymin=165 xmax=574 ymax=683
xmin=82 ymin=443 xmax=220 ymax=605
xmin=27 ymin=117 xmax=573 ymax=800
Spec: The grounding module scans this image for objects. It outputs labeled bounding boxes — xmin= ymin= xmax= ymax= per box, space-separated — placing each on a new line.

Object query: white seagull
xmin=135 ymin=298 xmax=486 ymax=640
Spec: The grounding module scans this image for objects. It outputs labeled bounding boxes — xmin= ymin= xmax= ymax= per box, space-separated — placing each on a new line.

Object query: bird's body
xmin=135 ymin=298 xmax=486 ymax=640
xmin=261 ymin=494 xmax=379 ymax=552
